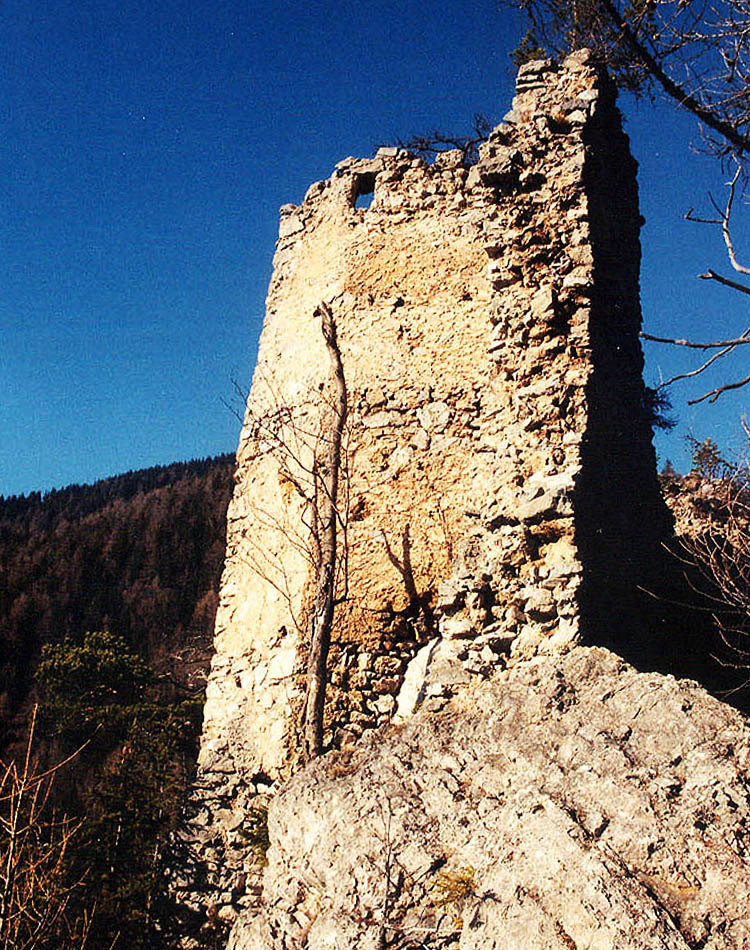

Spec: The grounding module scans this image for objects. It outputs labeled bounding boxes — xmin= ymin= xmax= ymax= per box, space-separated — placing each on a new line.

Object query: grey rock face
xmin=230 ymin=647 xmax=750 ymax=949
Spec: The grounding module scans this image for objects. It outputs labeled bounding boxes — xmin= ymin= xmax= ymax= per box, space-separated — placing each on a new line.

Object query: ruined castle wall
xmin=170 ymin=51 xmax=672 ymax=942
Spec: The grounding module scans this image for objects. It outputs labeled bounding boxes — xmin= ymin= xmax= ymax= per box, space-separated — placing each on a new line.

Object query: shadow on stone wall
xmin=575 ymin=73 xmax=750 ymax=712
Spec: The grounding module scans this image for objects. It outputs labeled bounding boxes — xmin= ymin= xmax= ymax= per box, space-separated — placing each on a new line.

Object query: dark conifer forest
xmin=0 ymin=454 xmax=235 ymax=949
xmin=0 ymin=454 xmax=234 ymax=737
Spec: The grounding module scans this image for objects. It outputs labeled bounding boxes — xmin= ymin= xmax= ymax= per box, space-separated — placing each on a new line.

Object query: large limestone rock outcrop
xmin=233 ymin=647 xmax=750 ymax=949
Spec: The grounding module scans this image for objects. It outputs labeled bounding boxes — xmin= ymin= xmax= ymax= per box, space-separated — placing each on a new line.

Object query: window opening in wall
xmin=353 ymin=171 xmax=377 ymax=209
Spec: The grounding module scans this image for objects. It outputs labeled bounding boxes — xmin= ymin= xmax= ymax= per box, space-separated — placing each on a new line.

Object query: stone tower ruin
xmin=170 ymin=50 xmax=673 ymax=944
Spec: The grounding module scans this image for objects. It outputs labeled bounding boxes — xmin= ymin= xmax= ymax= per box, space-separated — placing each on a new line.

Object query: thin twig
xmin=641 ymin=331 xmax=750 ymax=348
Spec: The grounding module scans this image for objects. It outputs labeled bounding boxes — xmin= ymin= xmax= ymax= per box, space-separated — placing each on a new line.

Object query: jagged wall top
xmin=274 ymin=50 xmax=609 ymax=252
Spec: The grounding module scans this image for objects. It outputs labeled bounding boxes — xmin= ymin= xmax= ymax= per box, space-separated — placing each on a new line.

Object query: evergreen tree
xmin=35 ymin=633 xmax=203 ymax=950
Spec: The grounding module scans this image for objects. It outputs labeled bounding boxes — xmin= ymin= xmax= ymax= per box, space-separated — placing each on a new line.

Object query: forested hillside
xmin=0 ymin=454 xmax=235 ymax=741
xmin=0 ymin=455 xmax=236 ymax=948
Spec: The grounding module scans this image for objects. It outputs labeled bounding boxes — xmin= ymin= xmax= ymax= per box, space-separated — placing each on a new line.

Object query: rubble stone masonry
xmin=167 ymin=51 xmax=673 ymax=946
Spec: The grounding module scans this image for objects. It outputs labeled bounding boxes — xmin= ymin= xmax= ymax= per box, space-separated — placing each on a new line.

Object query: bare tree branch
xmin=0 ymin=708 xmax=92 ymax=950
xmin=699 ymin=267 xmax=750 ymax=296
xmin=641 ymin=331 xmax=750 ymax=349
xmin=302 ymin=302 xmax=349 ymax=762
xmin=678 ymin=454 xmax=750 ymax=671
xmin=642 ymin=167 xmax=750 ymax=402
xmin=390 ymin=114 xmax=494 ymax=165
xmin=598 ymin=0 xmax=750 ymax=155
xmin=720 ymin=165 xmax=750 ymax=273
xmin=689 ymin=371 xmax=750 ymax=404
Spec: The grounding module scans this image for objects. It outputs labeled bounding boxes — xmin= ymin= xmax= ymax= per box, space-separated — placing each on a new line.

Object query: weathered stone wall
xmin=168 ymin=51 xmax=672 ymax=945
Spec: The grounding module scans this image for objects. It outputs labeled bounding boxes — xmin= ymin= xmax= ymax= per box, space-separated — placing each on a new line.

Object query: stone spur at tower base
xmin=234 ymin=647 xmax=750 ymax=950
xmin=166 ymin=50 xmax=686 ymax=946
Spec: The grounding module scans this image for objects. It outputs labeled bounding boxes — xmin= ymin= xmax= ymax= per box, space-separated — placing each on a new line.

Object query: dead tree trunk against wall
xmin=302 ymin=302 xmax=348 ymax=762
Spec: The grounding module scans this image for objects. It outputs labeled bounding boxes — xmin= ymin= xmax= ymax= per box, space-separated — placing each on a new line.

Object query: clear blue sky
xmin=1 ymin=0 xmax=748 ymax=497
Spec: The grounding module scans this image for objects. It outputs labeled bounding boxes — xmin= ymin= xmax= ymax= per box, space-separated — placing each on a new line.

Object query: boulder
xmin=230 ymin=646 xmax=750 ymax=949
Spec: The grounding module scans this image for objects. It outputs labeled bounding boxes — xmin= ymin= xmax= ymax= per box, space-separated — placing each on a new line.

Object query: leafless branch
xmin=0 ymin=708 xmax=92 ymax=950
xmin=698 ymin=268 xmax=750 ymax=296
xmin=678 ymin=455 xmax=750 ymax=669
xmin=685 ymin=208 xmax=723 ymax=226
xmin=598 ymin=0 xmax=750 ymax=154
xmin=302 ymin=302 xmax=349 ymax=762
xmin=644 ymin=160 xmax=750 ymax=402
xmin=721 ymin=165 xmax=750 ymax=272
xmin=641 ymin=331 xmax=750 ymax=348
xmin=390 ymin=114 xmax=494 ymax=165
xmin=689 ymin=371 xmax=750 ymax=404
